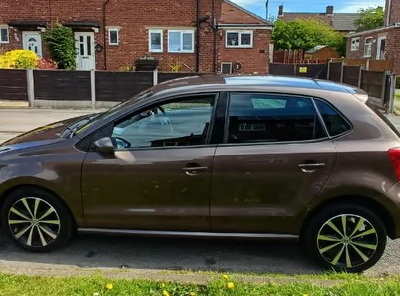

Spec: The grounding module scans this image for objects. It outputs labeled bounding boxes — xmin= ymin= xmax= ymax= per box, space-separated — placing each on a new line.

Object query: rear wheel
xmin=301 ymin=203 xmax=387 ymax=273
xmin=1 ymin=188 xmax=74 ymax=252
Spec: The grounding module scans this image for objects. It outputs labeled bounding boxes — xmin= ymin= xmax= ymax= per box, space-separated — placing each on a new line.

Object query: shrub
xmin=0 ymin=49 xmax=39 ymax=69
xmin=37 ymin=58 xmax=58 ymax=69
xmin=43 ymin=24 xmax=76 ymax=70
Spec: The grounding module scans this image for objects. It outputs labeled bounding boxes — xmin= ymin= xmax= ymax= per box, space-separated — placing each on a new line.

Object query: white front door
xmin=22 ymin=32 xmax=42 ymax=57
xmin=75 ymin=32 xmax=95 ymax=70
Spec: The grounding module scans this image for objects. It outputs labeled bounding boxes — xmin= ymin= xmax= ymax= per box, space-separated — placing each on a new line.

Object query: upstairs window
xmin=226 ymin=31 xmax=253 ymax=48
xmin=0 ymin=27 xmax=9 ymax=44
xmin=168 ymin=30 xmax=194 ymax=53
xmin=351 ymin=37 xmax=360 ymax=51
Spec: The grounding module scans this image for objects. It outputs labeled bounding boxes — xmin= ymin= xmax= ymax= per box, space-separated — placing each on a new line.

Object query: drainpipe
xmin=212 ymin=0 xmax=217 ymax=73
xmin=386 ymin=0 xmax=392 ymax=26
xmin=196 ymin=0 xmax=201 ymax=73
xmin=102 ymin=0 xmax=111 ymax=70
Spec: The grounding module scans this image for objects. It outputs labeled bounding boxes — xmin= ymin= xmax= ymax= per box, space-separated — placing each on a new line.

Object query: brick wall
xmin=388 ymin=0 xmax=400 ymax=24
xmin=0 ymin=0 xmax=270 ymax=74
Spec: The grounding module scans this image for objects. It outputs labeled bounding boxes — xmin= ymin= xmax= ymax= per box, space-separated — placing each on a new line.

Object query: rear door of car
xmin=210 ymin=92 xmax=338 ymax=234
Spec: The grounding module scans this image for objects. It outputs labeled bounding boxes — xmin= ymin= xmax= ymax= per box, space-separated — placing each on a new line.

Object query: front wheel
xmin=1 ymin=187 xmax=74 ymax=252
xmin=301 ymin=203 xmax=387 ymax=273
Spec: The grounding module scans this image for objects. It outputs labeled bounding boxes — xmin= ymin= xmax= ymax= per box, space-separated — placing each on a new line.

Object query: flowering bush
xmin=0 ymin=49 xmax=39 ymax=69
xmin=37 ymin=58 xmax=58 ymax=69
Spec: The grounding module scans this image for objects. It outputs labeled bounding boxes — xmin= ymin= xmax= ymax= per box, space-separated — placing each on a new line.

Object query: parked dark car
xmin=1 ymin=75 xmax=400 ymax=272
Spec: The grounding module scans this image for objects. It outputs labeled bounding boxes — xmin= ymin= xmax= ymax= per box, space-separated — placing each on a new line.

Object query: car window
xmin=314 ymin=99 xmax=351 ymax=137
xmin=111 ymin=96 xmax=215 ymax=149
xmin=227 ymin=93 xmax=326 ymax=143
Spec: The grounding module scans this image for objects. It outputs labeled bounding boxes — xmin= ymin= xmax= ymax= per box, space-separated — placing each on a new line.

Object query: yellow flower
xmin=302 ymin=294 xmax=309 ymax=296
xmin=161 ymin=283 xmax=165 ymax=288
xmin=227 ymin=282 xmax=235 ymax=289
xmin=163 ymin=290 xmax=170 ymax=296
xmin=222 ymin=274 xmax=229 ymax=280
xmin=190 ymin=292 xmax=196 ymax=296
xmin=106 ymin=283 xmax=113 ymax=290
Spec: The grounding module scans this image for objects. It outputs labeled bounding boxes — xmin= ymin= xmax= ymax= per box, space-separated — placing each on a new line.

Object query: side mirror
xmin=93 ymin=137 xmax=114 ymax=154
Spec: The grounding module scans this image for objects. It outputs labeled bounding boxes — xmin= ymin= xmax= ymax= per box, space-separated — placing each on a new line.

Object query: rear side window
xmin=314 ymin=100 xmax=351 ymax=137
xmin=227 ymin=93 xmax=327 ymax=143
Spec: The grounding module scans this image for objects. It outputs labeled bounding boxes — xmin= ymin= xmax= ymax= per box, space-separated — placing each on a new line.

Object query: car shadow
xmin=0 ymin=231 xmax=323 ymax=275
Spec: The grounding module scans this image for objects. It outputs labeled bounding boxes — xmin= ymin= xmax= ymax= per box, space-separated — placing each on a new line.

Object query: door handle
xmin=298 ymin=163 xmax=325 ymax=173
xmin=182 ymin=166 xmax=208 ymax=176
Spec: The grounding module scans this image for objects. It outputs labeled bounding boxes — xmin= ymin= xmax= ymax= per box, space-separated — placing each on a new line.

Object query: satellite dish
xmin=233 ymin=61 xmax=243 ymax=72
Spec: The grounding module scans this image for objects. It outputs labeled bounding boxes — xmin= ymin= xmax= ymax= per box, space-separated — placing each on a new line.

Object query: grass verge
xmin=0 ymin=272 xmax=400 ymax=296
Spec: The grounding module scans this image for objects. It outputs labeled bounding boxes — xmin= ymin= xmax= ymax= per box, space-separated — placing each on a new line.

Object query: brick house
xmin=346 ymin=0 xmax=400 ymax=74
xmin=277 ymin=5 xmax=360 ymax=33
xmin=0 ymin=0 xmax=272 ymax=74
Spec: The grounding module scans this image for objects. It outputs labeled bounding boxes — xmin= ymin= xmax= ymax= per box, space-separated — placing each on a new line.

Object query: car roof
xmin=152 ymin=75 xmax=359 ymax=97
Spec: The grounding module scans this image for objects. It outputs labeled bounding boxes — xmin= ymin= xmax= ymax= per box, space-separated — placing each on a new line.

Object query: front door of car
xmin=81 ymin=94 xmax=218 ymax=231
xmin=211 ymin=93 xmax=338 ymax=233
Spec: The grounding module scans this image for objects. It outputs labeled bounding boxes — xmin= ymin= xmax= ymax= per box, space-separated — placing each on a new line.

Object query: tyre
xmin=300 ymin=203 xmax=387 ymax=273
xmin=1 ymin=187 xmax=74 ymax=252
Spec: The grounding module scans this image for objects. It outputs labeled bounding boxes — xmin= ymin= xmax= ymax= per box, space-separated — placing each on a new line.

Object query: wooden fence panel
xmin=96 ymin=71 xmax=153 ymax=102
xmin=269 ymin=63 xmax=295 ymax=76
xmin=329 ymin=62 xmax=342 ymax=82
xmin=34 ymin=70 xmax=91 ymax=101
xmin=158 ymin=72 xmax=198 ymax=84
xmin=0 ymin=69 xmax=28 ymax=101
xmin=342 ymin=66 xmax=360 ymax=87
xmin=360 ymin=70 xmax=385 ymax=99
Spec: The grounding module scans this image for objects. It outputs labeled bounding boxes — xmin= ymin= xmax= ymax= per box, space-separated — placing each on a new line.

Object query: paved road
xmin=0 ymin=108 xmax=400 ymax=277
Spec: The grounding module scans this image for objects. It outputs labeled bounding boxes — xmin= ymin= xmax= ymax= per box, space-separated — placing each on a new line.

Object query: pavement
xmin=1 ymin=107 xmax=400 ymax=279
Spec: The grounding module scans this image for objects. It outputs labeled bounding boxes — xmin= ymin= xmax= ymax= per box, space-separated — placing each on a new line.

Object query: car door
xmin=211 ymin=92 xmax=337 ymax=234
xmin=81 ymin=94 xmax=218 ymax=231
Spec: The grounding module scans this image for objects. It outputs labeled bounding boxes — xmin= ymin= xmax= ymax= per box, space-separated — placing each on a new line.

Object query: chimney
xmin=326 ymin=5 xmax=334 ymax=15
xmin=278 ymin=5 xmax=284 ymax=16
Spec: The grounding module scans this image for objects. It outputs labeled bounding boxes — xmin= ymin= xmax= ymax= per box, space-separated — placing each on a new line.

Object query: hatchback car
xmin=1 ymin=75 xmax=400 ymax=272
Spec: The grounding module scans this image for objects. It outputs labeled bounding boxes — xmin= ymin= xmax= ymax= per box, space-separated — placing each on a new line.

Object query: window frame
xmin=108 ymin=28 xmax=119 ymax=46
xmin=167 ymin=30 xmax=195 ymax=53
xmin=149 ymin=29 xmax=163 ymax=53
xmin=222 ymin=92 xmax=333 ymax=145
xmin=350 ymin=37 xmax=360 ymax=51
xmin=363 ymin=37 xmax=373 ymax=57
xmin=225 ymin=30 xmax=253 ymax=48
xmin=0 ymin=26 xmax=9 ymax=44
xmin=107 ymin=93 xmax=220 ymax=151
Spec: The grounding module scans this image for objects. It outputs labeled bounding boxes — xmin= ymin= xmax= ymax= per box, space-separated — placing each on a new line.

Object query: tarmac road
xmin=0 ymin=108 xmax=400 ymax=278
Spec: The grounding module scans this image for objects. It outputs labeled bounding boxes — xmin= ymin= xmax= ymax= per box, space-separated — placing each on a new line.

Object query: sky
xmin=230 ymin=0 xmax=386 ymax=19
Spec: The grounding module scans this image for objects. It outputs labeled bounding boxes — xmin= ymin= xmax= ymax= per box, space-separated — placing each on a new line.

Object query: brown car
xmin=1 ymin=75 xmax=400 ymax=272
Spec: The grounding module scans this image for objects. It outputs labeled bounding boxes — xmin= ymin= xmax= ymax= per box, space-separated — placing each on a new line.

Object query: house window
xmin=108 ymin=28 xmax=119 ymax=46
xmin=350 ymin=37 xmax=360 ymax=51
xmin=364 ymin=37 xmax=373 ymax=57
xmin=0 ymin=27 xmax=9 ymax=44
xmin=168 ymin=30 xmax=194 ymax=53
xmin=226 ymin=31 xmax=253 ymax=48
xmin=149 ymin=29 xmax=163 ymax=53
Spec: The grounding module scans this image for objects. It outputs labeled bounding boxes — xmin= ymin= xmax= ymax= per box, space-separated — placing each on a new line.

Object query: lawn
xmin=1 ymin=272 xmax=400 ymax=296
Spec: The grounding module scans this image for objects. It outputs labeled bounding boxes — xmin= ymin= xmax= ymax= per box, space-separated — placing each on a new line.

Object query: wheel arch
xmin=0 ymin=184 xmax=77 ymax=229
xmin=301 ymin=195 xmax=397 ymax=239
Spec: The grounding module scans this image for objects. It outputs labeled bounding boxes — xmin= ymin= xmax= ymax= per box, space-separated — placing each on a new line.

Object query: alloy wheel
xmin=7 ymin=197 xmax=61 ymax=248
xmin=317 ymin=214 xmax=378 ymax=269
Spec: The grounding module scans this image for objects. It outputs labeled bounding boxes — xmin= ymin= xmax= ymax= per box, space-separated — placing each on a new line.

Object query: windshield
xmin=72 ymin=89 xmax=154 ymax=136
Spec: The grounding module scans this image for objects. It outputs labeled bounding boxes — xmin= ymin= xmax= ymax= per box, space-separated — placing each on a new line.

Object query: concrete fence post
xmin=340 ymin=61 xmax=344 ymax=83
xmin=26 ymin=69 xmax=35 ymax=108
xmin=90 ymin=70 xmax=96 ymax=109
xmin=388 ymin=74 xmax=396 ymax=114
xmin=327 ymin=59 xmax=331 ymax=80
xmin=153 ymin=69 xmax=158 ymax=85
xmin=358 ymin=65 xmax=364 ymax=89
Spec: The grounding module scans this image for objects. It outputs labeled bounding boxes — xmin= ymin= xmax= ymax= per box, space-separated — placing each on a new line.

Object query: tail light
xmin=388 ymin=148 xmax=400 ymax=181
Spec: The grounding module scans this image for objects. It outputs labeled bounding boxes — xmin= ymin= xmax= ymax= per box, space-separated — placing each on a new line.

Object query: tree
xmin=271 ymin=19 xmax=346 ymax=56
xmin=354 ymin=7 xmax=384 ymax=32
xmin=43 ymin=24 xmax=76 ymax=70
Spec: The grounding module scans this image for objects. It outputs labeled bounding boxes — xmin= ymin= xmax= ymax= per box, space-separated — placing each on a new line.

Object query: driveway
xmin=0 ymin=108 xmax=400 ymax=278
